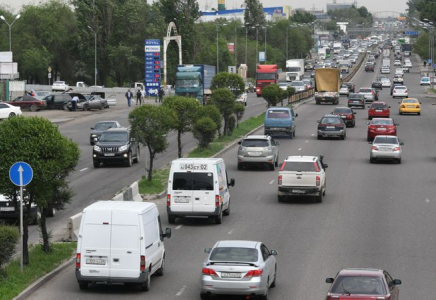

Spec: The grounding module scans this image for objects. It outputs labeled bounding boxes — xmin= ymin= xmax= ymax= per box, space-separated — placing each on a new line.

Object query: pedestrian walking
xmin=71 ymin=95 xmax=79 ymax=111
xmin=136 ymin=89 xmax=142 ymax=105
xmin=125 ymin=89 xmax=133 ymax=107
xmin=158 ymin=87 xmax=164 ymax=103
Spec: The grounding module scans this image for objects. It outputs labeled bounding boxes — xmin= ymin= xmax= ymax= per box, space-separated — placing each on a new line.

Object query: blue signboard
xmin=145 ymin=39 xmax=161 ymax=96
xmin=405 ymin=31 xmax=419 ymax=36
xmin=9 ymin=162 xmax=33 ymax=187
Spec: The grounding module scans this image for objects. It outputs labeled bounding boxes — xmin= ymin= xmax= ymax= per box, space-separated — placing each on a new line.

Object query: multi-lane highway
xmin=25 ymin=52 xmax=436 ymax=300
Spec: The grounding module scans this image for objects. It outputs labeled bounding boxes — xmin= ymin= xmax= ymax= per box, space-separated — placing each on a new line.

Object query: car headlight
xmin=93 ymin=145 xmax=101 ymax=152
xmin=119 ymin=145 xmax=128 ymax=152
xmin=91 ymin=134 xmax=97 ymax=137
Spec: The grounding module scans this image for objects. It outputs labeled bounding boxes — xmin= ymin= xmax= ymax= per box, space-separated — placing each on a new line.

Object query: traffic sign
xmin=428 ymin=59 xmax=432 ymax=64
xmin=405 ymin=31 xmax=419 ymax=36
xmin=9 ymin=162 xmax=33 ymax=187
xmin=145 ymin=39 xmax=161 ymax=96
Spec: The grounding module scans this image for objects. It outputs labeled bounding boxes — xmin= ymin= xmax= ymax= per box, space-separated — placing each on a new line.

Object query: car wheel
xmin=278 ymin=196 xmax=284 ymax=203
xmin=93 ymin=160 xmax=100 ymax=168
xmin=259 ymin=286 xmax=269 ymax=300
xmin=200 ymin=294 xmax=210 ymax=300
xmin=133 ymin=147 xmax=140 ymax=163
xmin=82 ymin=105 xmax=88 ymax=111
xmin=244 ymin=102 xmax=247 ymax=106
xmin=47 ymin=207 xmax=56 ymax=217
xmin=168 ymin=215 xmax=176 ymax=224
xmin=63 ymin=104 xmax=69 ymax=111
xmin=156 ymin=256 xmax=165 ymax=276
xmin=269 ymin=163 xmax=275 ymax=171
xmin=340 ymin=134 xmax=345 ymax=140
xmin=78 ymin=281 xmax=89 ymax=290
xmin=418 ymin=112 xmax=421 ymax=115
xmin=397 ymin=158 xmax=402 ymax=164
xmin=368 ymin=116 xmax=372 ymax=120
xmin=30 ymin=104 xmax=38 ymax=112
xmin=316 ymin=100 xmax=320 ymax=105
xmin=288 ymin=131 xmax=293 ymax=139
xmin=223 ymin=200 xmax=230 ymax=216
xmin=99 ymin=104 xmax=104 ymax=110
xmin=140 ymin=271 xmax=151 ymax=291
xmin=275 ymin=155 xmax=279 ymax=167
xmin=8 ymin=112 xmax=16 ymax=118
xmin=370 ymin=158 xmax=375 ymax=163
xmin=270 ymin=265 xmax=277 ymax=288
xmin=317 ymin=135 xmax=322 ymax=140
xmin=125 ymin=152 xmax=133 ymax=167
xmin=237 ymin=163 xmax=243 ymax=170
xmin=215 ymin=210 xmax=223 ymax=224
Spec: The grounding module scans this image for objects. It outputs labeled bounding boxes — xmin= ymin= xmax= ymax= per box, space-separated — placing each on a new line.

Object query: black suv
xmin=92 ymin=128 xmax=140 ymax=167
xmin=43 ymin=93 xmax=87 ymax=110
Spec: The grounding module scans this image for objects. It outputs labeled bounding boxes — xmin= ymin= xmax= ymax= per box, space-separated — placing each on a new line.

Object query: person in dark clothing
xmin=158 ymin=87 xmax=164 ymax=103
xmin=136 ymin=89 xmax=142 ymax=105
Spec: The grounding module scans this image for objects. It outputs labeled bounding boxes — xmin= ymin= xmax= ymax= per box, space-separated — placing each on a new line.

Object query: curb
xmin=13 ymin=256 xmax=75 ymax=300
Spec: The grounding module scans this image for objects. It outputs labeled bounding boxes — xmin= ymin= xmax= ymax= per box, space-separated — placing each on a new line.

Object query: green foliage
xmin=244 ymin=0 xmax=266 ymax=39
xmin=413 ymin=31 xmax=430 ymax=59
xmin=138 ymin=167 xmax=170 ymax=195
xmin=129 ymin=105 xmax=174 ymax=181
xmin=262 ymin=84 xmax=282 ymax=107
xmin=0 ymin=226 xmax=19 ymax=269
xmin=327 ymin=6 xmax=373 ymax=27
xmin=234 ymin=103 xmax=245 ymax=127
xmin=197 ymin=105 xmax=222 ymax=135
xmin=291 ymin=11 xmax=316 ymax=23
xmin=211 ymin=72 xmax=245 ymax=97
xmin=210 ymin=88 xmax=236 ymax=135
xmin=415 ymin=0 xmax=436 ymax=22
xmin=193 ymin=117 xmax=217 ymax=149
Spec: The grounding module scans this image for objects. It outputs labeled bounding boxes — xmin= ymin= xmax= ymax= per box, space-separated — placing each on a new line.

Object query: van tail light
xmin=405 ymin=89 xmax=408 ymax=93
xmin=140 ymin=255 xmax=146 ymax=271
xmin=76 ymin=253 xmax=81 ymax=268
xmin=278 ymin=175 xmax=282 ymax=185
xmin=393 ymin=147 xmax=400 ymax=152
xmin=215 ymin=195 xmax=220 ymax=208
xmin=244 ymin=269 xmax=263 ymax=278
xmin=372 ymin=146 xmax=378 ymax=150
xmin=316 ymin=176 xmax=320 ymax=186
xmin=167 ymin=194 xmax=171 ymax=207
xmin=202 ymin=268 xmax=218 ymax=277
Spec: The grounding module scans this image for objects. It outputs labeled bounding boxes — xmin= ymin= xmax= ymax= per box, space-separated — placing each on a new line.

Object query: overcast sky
xmin=2 ymin=0 xmax=408 ymax=16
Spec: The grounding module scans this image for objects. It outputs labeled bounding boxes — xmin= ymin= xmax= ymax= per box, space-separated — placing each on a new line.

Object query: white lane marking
xmin=298 ymin=148 xmax=302 ymax=151
xmin=80 ymin=168 xmax=88 ymax=172
xmin=176 ymin=285 xmax=187 ymax=296
xmin=311 ymin=133 xmax=315 ymax=136
xmin=228 ymin=229 xmax=235 ymax=234
xmin=426 ymin=198 xmax=430 ymax=203
xmin=175 ymin=225 xmax=183 ymax=230
xmin=305 ymin=140 xmax=309 ymax=143
xmin=269 ymin=180 xmax=274 ymax=185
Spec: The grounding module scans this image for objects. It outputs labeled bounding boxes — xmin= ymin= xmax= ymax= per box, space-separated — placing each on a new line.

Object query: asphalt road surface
xmin=26 ymin=53 xmax=436 ymax=300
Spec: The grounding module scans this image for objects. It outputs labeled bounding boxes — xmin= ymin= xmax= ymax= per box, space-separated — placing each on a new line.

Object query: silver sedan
xmin=201 ymin=240 xmax=277 ymax=299
xmin=369 ymin=135 xmax=403 ymax=164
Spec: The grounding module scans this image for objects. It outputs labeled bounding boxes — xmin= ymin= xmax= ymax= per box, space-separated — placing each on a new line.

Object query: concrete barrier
xmin=63 ymin=212 xmax=82 ymax=242
xmin=130 ymin=181 xmax=143 ymax=202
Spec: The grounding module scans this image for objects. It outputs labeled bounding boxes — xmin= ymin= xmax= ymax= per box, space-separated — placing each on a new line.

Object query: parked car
xmin=51 ymin=81 xmax=69 ymax=92
xmin=317 ymin=114 xmax=347 ymax=140
xmin=9 ymin=96 xmax=47 ymax=111
xmin=201 ymin=240 xmax=277 ymax=300
xmin=370 ymin=135 xmax=404 ymax=164
xmin=367 ymin=118 xmax=398 ymax=141
xmin=44 ymin=93 xmax=87 ymax=110
xmin=34 ymin=91 xmax=51 ymax=100
xmin=347 ymin=93 xmax=365 ymax=109
xmin=0 ymin=102 xmax=22 ymax=119
xmin=69 ymin=94 xmax=107 ymax=111
xmin=399 ymin=98 xmax=421 ymax=115
xmin=90 ymin=121 xmax=122 ymax=145
xmin=368 ymin=101 xmax=390 ymax=120
xmin=237 ymin=135 xmax=280 ymax=170
xmin=392 ymin=85 xmax=408 ymax=98
xmin=332 ymin=107 xmax=356 ymax=127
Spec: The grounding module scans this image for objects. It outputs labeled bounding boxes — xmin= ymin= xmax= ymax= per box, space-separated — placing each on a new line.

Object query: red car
xmin=367 ymin=118 xmax=398 ymax=141
xmin=9 ymin=95 xmax=47 ymax=112
xmin=368 ymin=101 xmax=390 ymax=120
xmin=332 ymin=107 xmax=356 ymax=127
xmin=325 ymin=268 xmax=401 ymax=300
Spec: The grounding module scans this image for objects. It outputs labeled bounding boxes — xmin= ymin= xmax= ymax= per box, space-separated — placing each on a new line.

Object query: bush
xmin=0 ymin=226 xmax=19 ymax=268
xmin=197 ymin=105 xmax=222 ymax=135
xmin=193 ymin=117 xmax=217 ymax=149
xmin=227 ymin=115 xmax=236 ymax=135
xmin=234 ymin=103 xmax=245 ymax=127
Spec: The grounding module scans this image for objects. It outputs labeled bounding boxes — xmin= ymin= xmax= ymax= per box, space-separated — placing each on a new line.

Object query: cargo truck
xmin=314 ymin=68 xmax=340 ymax=105
xmin=175 ymin=64 xmax=216 ymax=104
xmin=285 ymin=59 xmax=305 ymax=81
xmin=255 ymin=65 xmax=279 ymax=97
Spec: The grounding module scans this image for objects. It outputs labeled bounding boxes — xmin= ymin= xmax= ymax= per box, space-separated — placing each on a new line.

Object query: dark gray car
xmin=90 ymin=121 xmax=122 ymax=145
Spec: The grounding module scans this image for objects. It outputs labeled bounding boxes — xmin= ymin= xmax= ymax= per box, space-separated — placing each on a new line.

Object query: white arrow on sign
xmin=18 ymin=165 xmax=23 ymax=186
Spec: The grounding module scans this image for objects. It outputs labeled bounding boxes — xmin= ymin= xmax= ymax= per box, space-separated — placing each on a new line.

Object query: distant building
xmin=326 ymin=2 xmax=353 ymax=12
xmin=294 ymin=7 xmax=330 ymax=21
xmin=199 ymin=6 xmax=292 ymax=23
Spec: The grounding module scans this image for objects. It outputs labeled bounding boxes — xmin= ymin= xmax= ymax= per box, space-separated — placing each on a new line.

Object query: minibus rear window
xmin=173 ymin=172 xmax=214 ymax=191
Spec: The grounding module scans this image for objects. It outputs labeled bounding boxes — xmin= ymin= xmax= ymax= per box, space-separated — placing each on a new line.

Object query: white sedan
xmin=380 ymin=78 xmax=391 ymax=87
xmin=395 ymin=68 xmax=404 ymax=75
xmin=420 ymin=77 xmax=431 ymax=85
xmin=392 ymin=86 xmax=409 ymax=98
xmin=0 ymin=102 xmax=22 ymax=119
xmin=381 ymin=66 xmax=390 ymax=74
xmin=236 ymin=93 xmax=247 ymax=106
xmin=394 ymin=60 xmax=402 ymax=66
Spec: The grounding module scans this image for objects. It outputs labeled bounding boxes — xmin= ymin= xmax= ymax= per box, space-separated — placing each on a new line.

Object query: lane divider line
xmin=176 ymin=285 xmax=187 ymax=296
xmin=228 ymin=229 xmax=235 ymax=234
xmin=79 ymin=168 xmax=88 ymax=172
xmin=175 ymin=225 xmax=183 ymax=230
xmin=269 ymin=180 xmax=274 ymax=185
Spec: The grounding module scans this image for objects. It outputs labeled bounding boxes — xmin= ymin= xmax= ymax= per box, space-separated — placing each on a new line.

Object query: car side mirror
xmin=163 ymin=228 xmax=171 ymax=239
xmin=323 ymin=164 xmax=328 ymax=169
xmin=270 ymin=250 xmax=278 ymax=256
xmin=238 ymin=141 xmax=242 ymax=145
xmin=228 ymin=178 xmax=235 ymax=187
xmin=275 ymin=141 xmax=280 ymax=146
xmin=393 ymin=279 xmax=402 ymax=285
xmin=326 ymin=278 xmax=334 ymax=283
xmin=388 ymin=106 xmax=391 ymax=108
xmin=368 ymin=141 xmax=372 ymax=144
xmin=295 ymin=113 xmax=298 ymax=117
xmin=400 ymin=142 xmax=404 ymax=146
xmin=204 ymin=248 xmax=212 ymax=254
xmin=353 ymin=112 xmax=356 ymax=114
xmin=367 ymin=106 xmax=370 ymax=108
xmin=396 ymin=123 xmax=399 ymax=126
xmin=90 ymin=127 xmax=94 ymax=130
xmin=317 ymin=120 xmax=320 ymax=123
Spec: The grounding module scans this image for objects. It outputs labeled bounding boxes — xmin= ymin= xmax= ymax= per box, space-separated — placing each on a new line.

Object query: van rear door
xmin=171 ymin=172 xmax=194 ymax=213
xmin=192 ymin=171 xmax=216 ymax=213
xmin=80 ymin=210 xmax=112 ymax=278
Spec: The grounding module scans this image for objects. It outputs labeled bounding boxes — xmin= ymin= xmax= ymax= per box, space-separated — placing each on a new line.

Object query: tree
xmin=244 ymin=0 xmax=266 ymax=39
xmin=291 ymin=11 xmax=316 ymax=24
xmin=193 ymin=117 xmax=217 ymax=149
xmin=197 ymin=105 xmax=222 ymax=136
xmin=209 ymin=88 xmax=236 ymax=135
xmin=262 ymin=84 xmax=282 ymax=107
xmin=129 ymin=105 xmax=174 ymax=181
xmin=0 ymin=117 xmax=79 ymax=261
xmin=234 ymin=103 xmax=245 ymax=127
xmin=162 ymin=96 xmax=199 ymax=158
xmin=211 ymin=72 xmax=245 ymax=97
xmin=416 ymin=0 xmax=436 ymax=22
xmin=0 ymin=226 xmax=19 ymax=272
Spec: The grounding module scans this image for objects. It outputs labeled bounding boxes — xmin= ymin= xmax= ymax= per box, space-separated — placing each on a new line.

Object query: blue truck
xmin=174 ymin=64 xmax=216 ymax=104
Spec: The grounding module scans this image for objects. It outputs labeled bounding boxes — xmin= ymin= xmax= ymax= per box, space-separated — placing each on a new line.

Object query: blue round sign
xmin=9 ymin=162 xmax=33 ymax=187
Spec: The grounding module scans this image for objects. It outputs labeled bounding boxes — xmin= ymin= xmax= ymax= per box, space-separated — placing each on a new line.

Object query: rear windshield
xmin=374 ymin=136 xmax=398 ymax=144
xmin=395 ymin=86 xmax=406 ymax=90
xmin=290 ymin=81 xmax=304 ymax=86
xmin=282 ymin=161 xmax=318 ymax=172
xmin=370 ymin=103 xmax=387 ymax=109
xmin=359 ymin=89 xmax=372 ymax=93
xmin=330 ymin=276 xmax=385 ymax=295
xmin=403 ymin=99 xmax=418 ymax=103
xmin=241 ymin=139 xmax=269 ymax=147
xmin=209 ymin=247 xmax=258 ymax=262
xmin=349 ymin=93 xmax=364 ymax=99
xmin=372 ymin=119 xmax=393 ymax=125
xmin=172 ymin=172 xmax=214 ymax=191
xmin=94 ymin=122 xmax=116 ymax=131
xmin=320 ymin=117 xmax=341 ymax=124
xmin=334 ymin=108 xmax=351 ymax=113
xmin=267 ymin=110 xmax=290 ymax=119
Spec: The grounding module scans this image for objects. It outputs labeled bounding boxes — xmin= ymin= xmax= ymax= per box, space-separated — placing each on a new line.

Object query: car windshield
xmin=341 ymin=85 xmax=348 ymax=88
xmin=209 ymin=247 xmax=258 ymax=263
xmin=290 ymin=81 xmax=304 ymax=86
xmin=172 ymin=172 xmax=214 ymax=191
xmin=334 ymin=108 xmax=351 ymax=113
xmin=349 ymin=93 xmax=364 ymax=99
xmin=422 ymin=78 xmax=429 ymax=81
xmin=99 ymin=132 xmax=128 ymax=142
xmin=395 ymin=86 xmax=406 ymax=90
xmin=359 ymin=89 xmax=372 ymax=93
xmin=267 ymin=110 xmax=290 ymax=119
xmin=257 ymin=73 xmax=276 ymax=80
xmin=320 ymin=117 xmax=341 ymax=124
xmin=176 ymin=79 xmax=200 ymax=88
xmin=403 ymin=99 xmax=418 ymax=103
xmin=241 ymin=139 xmax=269 ymax=147
xmin=94 ymin=122 xmax=117 ymax=131
xmin=370 ymin=103 xmax=387 ymax=109
xmin=330 ymin=276 xmax=385 ymax=295
xmin=374 ymin=136 xmax=398 ymax=144
xmin=372 ymin=119 xmax=393 ymax=125
xmin=282 ymin=161 xmax=318 ymax=172
xmin=279 ymin=83 xmax=289 ymax=87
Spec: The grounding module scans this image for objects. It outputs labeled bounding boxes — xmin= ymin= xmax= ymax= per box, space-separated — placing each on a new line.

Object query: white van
xmin=75 ymin=201 xmax=171 ymax=291
xmin=167 ymin=158 xmax=235 ymax=225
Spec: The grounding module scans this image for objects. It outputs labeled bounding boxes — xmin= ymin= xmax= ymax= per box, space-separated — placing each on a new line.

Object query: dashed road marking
xmin=269 ymin=180 xmax=274 ymax=184
xmin=80 ymin=168 xmax=88 ymax=172
xmin=305 ymin=140 xmax=309 ymax=143
xmin=298 ymin=148 xmax=302 ymax=151
xmin=176 ymin=285 xmax=187 ymax=296
xmin=175 ymin=225 xmax=183 ymax=230
xmin=426 ymin=198 xmax=430 ymax=203
xmin=311 ymin=133 xmax=315 ymax=136
xmin=228 ymin=229 xmax=235 ymax=234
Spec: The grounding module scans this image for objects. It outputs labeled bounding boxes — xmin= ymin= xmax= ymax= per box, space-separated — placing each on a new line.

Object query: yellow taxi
xmin=399 ymin=98 xmax=421 ymax=115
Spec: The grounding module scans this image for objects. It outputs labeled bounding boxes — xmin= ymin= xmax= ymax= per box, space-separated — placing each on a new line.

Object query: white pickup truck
xmin=52 ymin=81 xmax=69 ymax=92
xmin=278 ymin=155 xmax=328 ymax=203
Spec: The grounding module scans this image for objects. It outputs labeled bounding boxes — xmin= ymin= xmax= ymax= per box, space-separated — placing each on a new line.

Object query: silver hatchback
xmin=237 ymin=135 xmax=279 ymax=171
xmin=369 ymin=135 xmax=403 ymax=164
xmin=200 ymin=240 xmax=278 ymax=300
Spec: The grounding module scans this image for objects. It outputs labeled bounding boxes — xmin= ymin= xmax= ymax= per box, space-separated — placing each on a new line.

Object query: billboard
xmin=227 ymin=43 xmax=234 ymax=53
xmin=144 ymin=39 xmax=161 ymax=96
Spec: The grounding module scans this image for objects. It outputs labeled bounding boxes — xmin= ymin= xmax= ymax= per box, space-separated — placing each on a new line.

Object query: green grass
xmin=188 ymin=113 xmax=265 ymax=158
xmin=138 ymin=167 xmax=170 ymax=195
xmin=0 ymin=242 xmax=76 ymax=300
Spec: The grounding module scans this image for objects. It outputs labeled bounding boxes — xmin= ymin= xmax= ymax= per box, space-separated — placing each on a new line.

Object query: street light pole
xmin=0 ymin=14 xmax=21 ymax=52
xmin=88 ymin=26 xmax=98 ymax=86
xmin=264 ymin=26 xmax=268 ymax=64
xmin=256 ymin=26 xmax=259 ymax=65
xmin=215 ymin=23 xmax=227 ymax=73
xmin=234 ymin=25 xmax=237 ymax=65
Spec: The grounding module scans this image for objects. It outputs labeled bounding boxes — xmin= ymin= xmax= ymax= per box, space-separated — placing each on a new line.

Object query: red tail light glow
xmin=140 ymin=255 xmax=146 ymax=271
xmin=202 ymin=268 xmax=218 ymax=277
xmin=76 ymin=253 xmax=81 ymax=268
xmin=244 ymin=269 xmax=263 ymax=278
xmin=316 ymin=176 xmax=320 ymax=186
xmin=393 ymin=147 xmax=400 ymax=151
xmin=372 ymin=146 xmax=378 ymax=150
xmin=278 ymin=175 xmax=282 ymax=185
xmin=215 ymin=195 xmax=220 ymax=208
xmin=416 ymin=105 xmax=420 ymax=108
xmin=167 ymin=194 xmax=171 ymax=206
xmin=401 ymin=105 xmax=406 ymax=108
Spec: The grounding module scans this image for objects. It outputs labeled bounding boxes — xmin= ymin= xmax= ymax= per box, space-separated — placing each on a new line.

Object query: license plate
xmin=376 ymin=110 xmax=382 ymax=112
xmin=174 ymin=197 xmax=190 ymax=203
xmin=292 ymin=189 xmax=306 ymax=194
xmin=340 ymin=116 xmax=346 ymax=118
xmin=407 ymin=105 xmax=415 ymax=108
xmin=248 ymin=152 xmax=262 ymax=156
xmin=221 ymin=272 xmax=241 ymax=278
xmin=326 ymin=126 xmax=335 ymax=129
xmin=0 ymin=207 xmax=15 ymax=212
xmin=353 ymin=101 xmax=359 ymax=103
xmin=104 ymin=153 xmax=115 ymax=156
xmin=378 ymin=128 xmax=386 ymax=131
xmin=86 ymin=258 xmax=106 ymax=265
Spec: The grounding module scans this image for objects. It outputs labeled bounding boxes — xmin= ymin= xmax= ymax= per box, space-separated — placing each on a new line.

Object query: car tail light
xmin=372 ymin=146 xmax=378 ymax=150
xmin=401 ymin=105 xmax=405 ymax=108
xmin=256 ymin=87 xmax=260 ymax=92
xmin=346 ymin=114 xmax=352 ymax=119
xmin=140 ymin=255 xmax=146 ymax=271
xmin=244 ymin=269 xmax=263 ymax=278
xmin=278 ymin=175 xmax=282 ymax=185
xmin=405 ymin=89 xmax=408 ymax=93
xmin=202 ymin=268 xmax=218 ymax=277
xmin=215 ymin=195 xmax=220 ymax=208
xmin=416 ymin=105 xmax=420 ymax=108
xmin=393 ymin=147 xmax=400 ymax=151
xmin=316 ymin=176 xmax=320 ymax=186
xmin=167 ymin=194 xmax=171 ymax=206
xmin=76 ymin=253 xmax=81 ymax=268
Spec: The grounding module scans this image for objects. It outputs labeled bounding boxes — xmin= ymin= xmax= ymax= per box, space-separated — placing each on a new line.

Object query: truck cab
xmin=255 ymin=65 xmax=278 ymax=97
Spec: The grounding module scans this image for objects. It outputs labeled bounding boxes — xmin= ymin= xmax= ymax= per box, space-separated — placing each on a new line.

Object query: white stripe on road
xmin=175 ymin=225 xmax=183 ymax=230
xmin=305 ymin=140 xmax=309 ymax=143
xmin=426 ymin=198 xmax=430 ymax=203
xmin=298 ymin=148 xmax=302 ymax=151
xmin=311 ymin=133 xmax=315 ymax=136
xmin=79 ymin=168 xmax=88 ymax=172
xmin=176 ymin=285 xmax=187 ymax=296
xmin=228 ymin=229 xmax=235 ymax=234
xmin=269 ymin=180 xmax=274 ymax=185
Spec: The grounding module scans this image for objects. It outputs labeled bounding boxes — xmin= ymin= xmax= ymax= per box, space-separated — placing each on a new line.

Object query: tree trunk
xmin=147 ymin=148 xmax=155 ymax=182
xmin=177 ymin=130 xmax=182 ymax=158
xmin=40 ymin=208 xmax=50 ymax=253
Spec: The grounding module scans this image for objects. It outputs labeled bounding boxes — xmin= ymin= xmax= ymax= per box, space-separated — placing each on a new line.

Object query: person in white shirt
xmin=71 ymin=96 xmax=79 ymax=111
